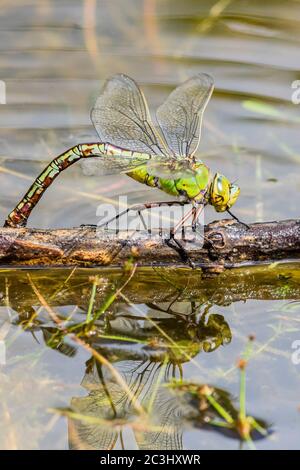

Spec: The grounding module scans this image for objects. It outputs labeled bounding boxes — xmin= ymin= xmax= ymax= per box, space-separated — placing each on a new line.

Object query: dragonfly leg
xmin=97 ymin=203 xmax=146 ymax=230
xmin=166 ymin=234 xmax=195 ymax=268
xmin=98 ymin=200 xmax=188 ymax=231
xmin=166 ymin=202 xmax=218 ymax=265
xmin=164 ymin=206 xmax=196 ymax=267
xmin=137 ymin=210 xmax=148 ymax=231
xmin=227 ymin=209 xmax=250 ymax=229
xmin=170 ymin=206 xmax=194 ymax=237
xmin=192 ymin=203 xmax=205 ymax=232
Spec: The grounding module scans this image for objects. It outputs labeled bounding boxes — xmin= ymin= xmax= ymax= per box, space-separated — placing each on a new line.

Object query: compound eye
xmin=217 ymin=177 xmax=224 ymax=193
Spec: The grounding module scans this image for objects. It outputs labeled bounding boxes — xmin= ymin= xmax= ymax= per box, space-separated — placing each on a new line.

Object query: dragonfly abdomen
xmin=4 ymin=142 xmax=153 ymax=227
xmin=4 ymin=143 xmax=107 ymax=227
xmin=4 ymin=146 xmax=84 ymax=227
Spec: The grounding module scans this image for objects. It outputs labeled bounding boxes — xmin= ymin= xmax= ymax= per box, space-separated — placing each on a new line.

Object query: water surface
xmin=0 ymin=0 xmax=300 ymax=449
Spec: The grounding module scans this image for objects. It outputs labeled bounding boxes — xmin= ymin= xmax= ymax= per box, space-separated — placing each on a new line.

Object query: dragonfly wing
xmin=146 ymin=159 xmax=198 ymax=179
xmin=80 ymin=154 xmax=195 ymax=179
xmin=91 ymin=74 xmax=169 ymax=156
xmin=80 ymin=153 xmax=152 ymax=176
xmin=156 ymin=73 xmax=214 ymax=158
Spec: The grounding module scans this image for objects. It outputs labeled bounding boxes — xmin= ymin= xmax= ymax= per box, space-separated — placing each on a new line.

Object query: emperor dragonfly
xmin=4 ymin=73 xmax=241 ymax=231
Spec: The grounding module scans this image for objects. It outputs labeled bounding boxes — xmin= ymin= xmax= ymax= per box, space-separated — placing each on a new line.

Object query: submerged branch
xmin=0 ymin=218 xmax=299 ymax=270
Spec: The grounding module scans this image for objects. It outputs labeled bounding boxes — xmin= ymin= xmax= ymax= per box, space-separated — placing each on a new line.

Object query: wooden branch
xmin=0 ymin=218 xmax=299 ymax=270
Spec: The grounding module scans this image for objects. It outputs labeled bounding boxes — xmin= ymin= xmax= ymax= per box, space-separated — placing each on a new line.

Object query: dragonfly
xmin=4 ymin=73 xmax=242 ymax=233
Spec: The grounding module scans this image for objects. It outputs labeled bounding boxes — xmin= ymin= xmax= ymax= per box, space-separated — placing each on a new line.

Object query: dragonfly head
xmin=209 ymin=173 xmax=240 ymax=212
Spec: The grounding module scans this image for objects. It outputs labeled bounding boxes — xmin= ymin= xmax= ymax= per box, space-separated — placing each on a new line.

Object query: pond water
xmin=0 ymin=0 xmax=300 ymax=449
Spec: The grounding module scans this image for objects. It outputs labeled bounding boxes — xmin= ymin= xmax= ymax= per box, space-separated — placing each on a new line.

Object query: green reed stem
xmin=239 ymin=366 xmax=246 ymax=421
xmin=86 ymin=277 xmax=98 ymax=323
xmin=206 ymin=394 xmax=234 ymax=424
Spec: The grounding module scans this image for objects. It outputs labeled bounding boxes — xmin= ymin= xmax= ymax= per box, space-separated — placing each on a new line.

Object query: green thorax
xmin=127 ymin=162 xmax=210 ymax=201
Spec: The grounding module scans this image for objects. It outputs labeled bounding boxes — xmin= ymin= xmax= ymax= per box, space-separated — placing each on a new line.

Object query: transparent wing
xmin=135 ymin=388 xmax=184 ymax=450
xmin=91 ymin=73 xmax=169 ymax=156
xmin=81 ymin=154 xmax=197 ymax=179
xmin=156 ymin=73 xmax=214 ymax=157
xmin=146 ymin=159 xmax=198 ymax=179
xmin=80 ymin=153 xmax=152 ymax=176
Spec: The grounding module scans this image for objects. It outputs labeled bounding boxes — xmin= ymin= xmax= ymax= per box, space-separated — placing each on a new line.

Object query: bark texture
xmin=0 ymin=218 xmax=299 ymax=269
